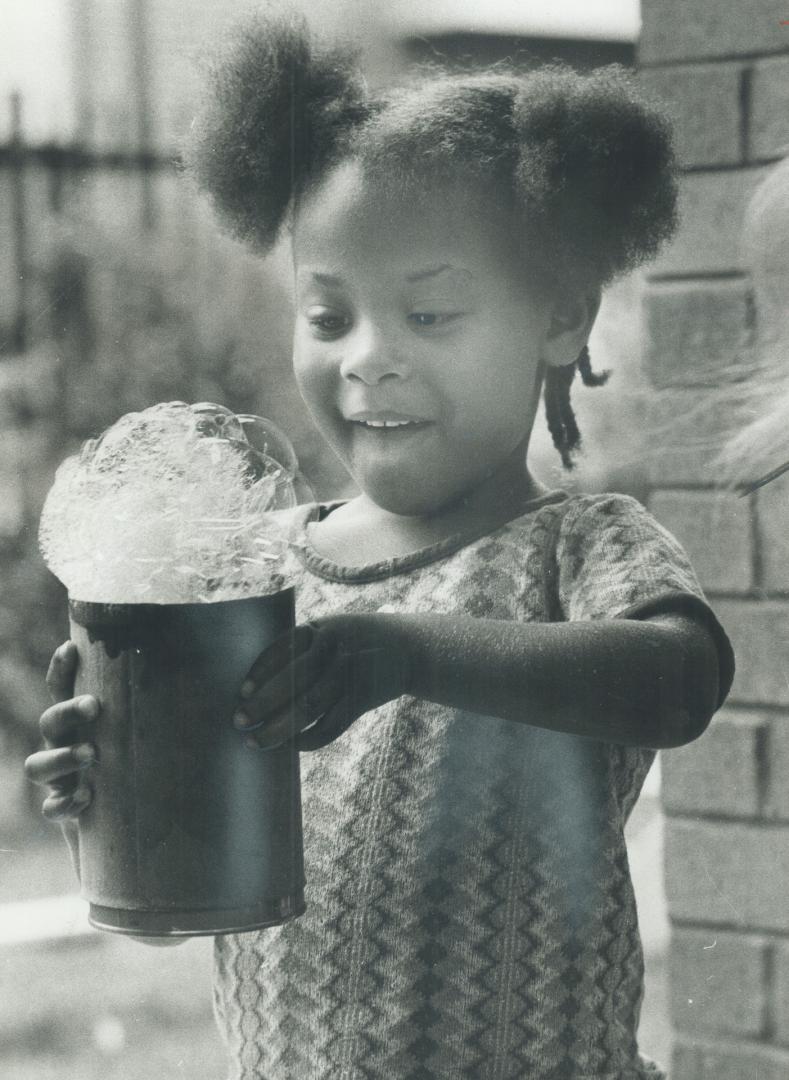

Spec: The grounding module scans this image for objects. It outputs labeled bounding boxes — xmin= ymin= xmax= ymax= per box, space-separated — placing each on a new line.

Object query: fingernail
xmin=244 ymin=735 xmax=260 ymax=750
xmin=233 ymin=710 xmax=253 ymax=730
xmin=78 ymin=696 xmax=99 ymax=718
xmin=239 ymin=680 xmax=255 ymax=700
xmin=74 ymin=744 xmax=95 ymax=766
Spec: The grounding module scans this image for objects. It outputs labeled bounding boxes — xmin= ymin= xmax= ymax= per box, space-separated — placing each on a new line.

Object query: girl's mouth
xmin=346 ymin=411 xmax=432 ymax=431
xmin=353 ymin=419 xmax=428 ymax=430
xmin=351 ymin=421 xmax=434 ymax=443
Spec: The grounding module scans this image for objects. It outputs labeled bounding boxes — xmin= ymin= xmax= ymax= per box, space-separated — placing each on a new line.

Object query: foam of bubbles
xmin=40 ymin=402 xmax=299 ymax=604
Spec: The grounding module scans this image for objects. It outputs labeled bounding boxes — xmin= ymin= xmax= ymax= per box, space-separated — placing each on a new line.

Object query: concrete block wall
xmin=640 ymin=4 xmax=789 ymax=1074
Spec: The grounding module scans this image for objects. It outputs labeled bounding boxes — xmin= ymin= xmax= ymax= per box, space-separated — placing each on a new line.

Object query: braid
xmin=544 ymin=347 xmax=610 ymax=468
xmin=544 ymin=364 xmax=578 ymax=470
xmin=576 ymin=344 xmax=610 ymax=387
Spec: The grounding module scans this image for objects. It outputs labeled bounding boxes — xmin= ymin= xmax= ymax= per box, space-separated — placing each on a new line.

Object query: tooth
xmin=359 ymin=419 xmax=417 ymax=428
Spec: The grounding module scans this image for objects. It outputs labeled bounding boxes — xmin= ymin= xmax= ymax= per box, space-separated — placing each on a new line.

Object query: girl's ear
xmin=542 ymin=290 xmax=601 ymax=369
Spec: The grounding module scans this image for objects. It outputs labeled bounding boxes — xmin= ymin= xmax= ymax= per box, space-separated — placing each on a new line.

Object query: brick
xmin=713 ymin=598 xmax=789 ymax=706
xmin=750 ymin=55 xmax=789 ymax=161
xmin=669 ymin=928 xmax=768 ymax=1036
xmin=644 ymin=280 xmax=750 ymax=389
xmin=665 ymin=818 xmax=789 ymax=931
xmin=649 ymin=489 xmax=753 ymax=593
xmin=757 ymin=472 xmax=789 ymax=592
xmin=673 ymin=1038 xmax=789 ymax=1080
xmin=775 ymin=940 xmax=789 ymax=1045
xmin=640 ymin=64 xmax=745 ymax=168
xmin=649 ymin=167 xmax=768 ymax=277
xmin=641 ymin=0 xmax=789 ymax=63
xmin=766 ymin=714 xmax=789 ymax=820
xmin=662 ymin=709 xmax=766 ymax=817
xmin=644 ymin=390 xmax=750 ymax=486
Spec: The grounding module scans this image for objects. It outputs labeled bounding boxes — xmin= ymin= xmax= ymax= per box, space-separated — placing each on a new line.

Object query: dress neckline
xmin=288 ymin=489 xmax=568 ymax=584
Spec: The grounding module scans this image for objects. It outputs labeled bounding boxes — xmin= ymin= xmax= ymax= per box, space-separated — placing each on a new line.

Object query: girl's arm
xmin=235 ymin=608 xmax=722 ymax=752
xmin=392 ymin=611 xmax=718 ymax=748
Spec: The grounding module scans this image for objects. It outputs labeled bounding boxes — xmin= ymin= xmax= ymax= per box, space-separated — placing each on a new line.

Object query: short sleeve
xmin=554 ymin=494 xmax=734 ymax=707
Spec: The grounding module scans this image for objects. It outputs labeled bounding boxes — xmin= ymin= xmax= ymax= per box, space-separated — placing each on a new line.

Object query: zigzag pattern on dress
xmin=212 ymin=492 xmax=715 ymax=1078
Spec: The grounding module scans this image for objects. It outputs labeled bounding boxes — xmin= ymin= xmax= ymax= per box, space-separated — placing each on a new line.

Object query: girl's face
xmin=292 ymin=161 xmax=554 ymax=517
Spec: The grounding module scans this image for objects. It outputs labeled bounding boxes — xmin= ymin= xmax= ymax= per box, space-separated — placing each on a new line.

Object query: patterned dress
xmin=213 ymin=491 xmax=733 ymax=1080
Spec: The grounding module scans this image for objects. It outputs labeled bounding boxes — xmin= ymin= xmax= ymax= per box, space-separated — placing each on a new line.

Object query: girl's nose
xmin=339 ymin=324 xmax=409 ymax=385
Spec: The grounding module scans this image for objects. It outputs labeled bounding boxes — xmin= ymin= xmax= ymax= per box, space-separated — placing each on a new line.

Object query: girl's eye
xmin=408 ymin=312 xmax=460 ymax=330
xmin=306 ymin=311 xmax=350 ymax=339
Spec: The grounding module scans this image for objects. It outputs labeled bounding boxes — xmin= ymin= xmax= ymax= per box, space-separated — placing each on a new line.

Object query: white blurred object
xmin=0 ymin=0 xmax=75 ymax=143
xmin=642 ymin=754 xmax=661 ymax=799
xmin=92 ymin=1014 xmax=127 ymax=1055
xmin=0 ymin=894 xmax=95 ymax=947
xmin=377 ymin=0 xmax=640 ymax=42
xmin=626 ymin=757 xmax=669 ymax=959
xmin=289 ymin=0 xmax=639 ymax=87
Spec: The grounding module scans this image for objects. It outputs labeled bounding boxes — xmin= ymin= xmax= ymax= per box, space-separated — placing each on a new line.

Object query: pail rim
xmin=69 ymin=588 xmax=295 ymax=628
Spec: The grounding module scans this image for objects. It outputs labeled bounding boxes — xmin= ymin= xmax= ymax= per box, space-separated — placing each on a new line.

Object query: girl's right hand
xmin=24 ymin=642 xmax=99 ymax=821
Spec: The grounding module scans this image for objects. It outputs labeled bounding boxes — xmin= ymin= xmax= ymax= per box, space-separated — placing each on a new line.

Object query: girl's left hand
xmin=233 ymin=614 xmax=412 ymax=751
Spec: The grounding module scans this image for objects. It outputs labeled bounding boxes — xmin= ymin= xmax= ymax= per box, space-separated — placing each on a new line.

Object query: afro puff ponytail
xmin=182 ymin=11 xmax=370 ymax=251
xmin=184 ymin=16 xmax=677 ymax=291
xmin=513 ymin=66 xmax=677 ymax=290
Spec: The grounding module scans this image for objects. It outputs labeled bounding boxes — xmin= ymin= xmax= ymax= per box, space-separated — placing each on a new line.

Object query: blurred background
xmin=2 ymin=1 xmax=788 ymax=1078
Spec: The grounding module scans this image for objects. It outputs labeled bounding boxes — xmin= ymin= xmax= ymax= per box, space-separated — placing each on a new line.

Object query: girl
xmin=27 ymin=13 xmax=734 ymax=1079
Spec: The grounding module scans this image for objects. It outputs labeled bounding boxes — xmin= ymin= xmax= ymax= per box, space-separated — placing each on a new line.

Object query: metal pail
xmin=68 ymin=588 xmax=305 ymax=936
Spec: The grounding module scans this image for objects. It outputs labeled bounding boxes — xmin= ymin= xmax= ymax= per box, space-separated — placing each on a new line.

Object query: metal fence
xmin=1 ymin=91 xmax=171 ymax=359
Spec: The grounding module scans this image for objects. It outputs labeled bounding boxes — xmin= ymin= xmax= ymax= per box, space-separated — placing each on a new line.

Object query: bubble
xmin=40 ymin=402 xmax=299 ymax=604
xmin=237 ymin=415 xmax=299 ymax=477
xmin=191 ymin=401 xmax=246 ymax=442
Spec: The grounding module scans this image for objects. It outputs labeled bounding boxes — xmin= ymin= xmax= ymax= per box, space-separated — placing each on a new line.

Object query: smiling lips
xmin=346 ymin=411 xmax=431 ymax=430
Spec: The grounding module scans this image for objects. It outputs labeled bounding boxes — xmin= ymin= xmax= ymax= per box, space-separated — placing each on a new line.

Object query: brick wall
xmin=640 ymin=3 xmax=789 ymax=1074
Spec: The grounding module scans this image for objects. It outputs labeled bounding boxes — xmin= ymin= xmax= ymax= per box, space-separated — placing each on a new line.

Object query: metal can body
xmin=68 ymin=589 xmax=305 ymax=936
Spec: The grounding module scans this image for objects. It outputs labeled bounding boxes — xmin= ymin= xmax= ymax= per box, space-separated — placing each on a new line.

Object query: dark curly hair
xmin=183 ymin=11 xmax=677 ymax=466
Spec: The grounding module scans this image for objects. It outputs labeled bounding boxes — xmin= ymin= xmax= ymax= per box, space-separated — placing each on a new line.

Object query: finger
xmin=235 ymin=637 xmax=337 ymax=730
xmin=40 ymin=696 xmax=99 ymax=746
xmin=243 ymin=663 xmax=347 ymax=750
xmin=42 ymin=783 xmax=92 ymax=821
xmin=296 ymin=699 xmax=355 ymax=751
xmin=24 ymin=744 xmax=96 ymax=787
xmin=46 ymin=642 xmax=79 ymax=703
xmin=296 ymin=646 xmax=407 ymax=751
xmin=238 ymin=624 xmax=316 ymax=701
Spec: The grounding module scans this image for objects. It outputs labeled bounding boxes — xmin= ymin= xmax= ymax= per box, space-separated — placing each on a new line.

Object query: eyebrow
xmin=309 ymin=272 xmax=343 ymax=287
xmin=303 ymin=264 xmax=470 ymax=287
xmin=405 ymin=264 xmax=456 ymax=283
